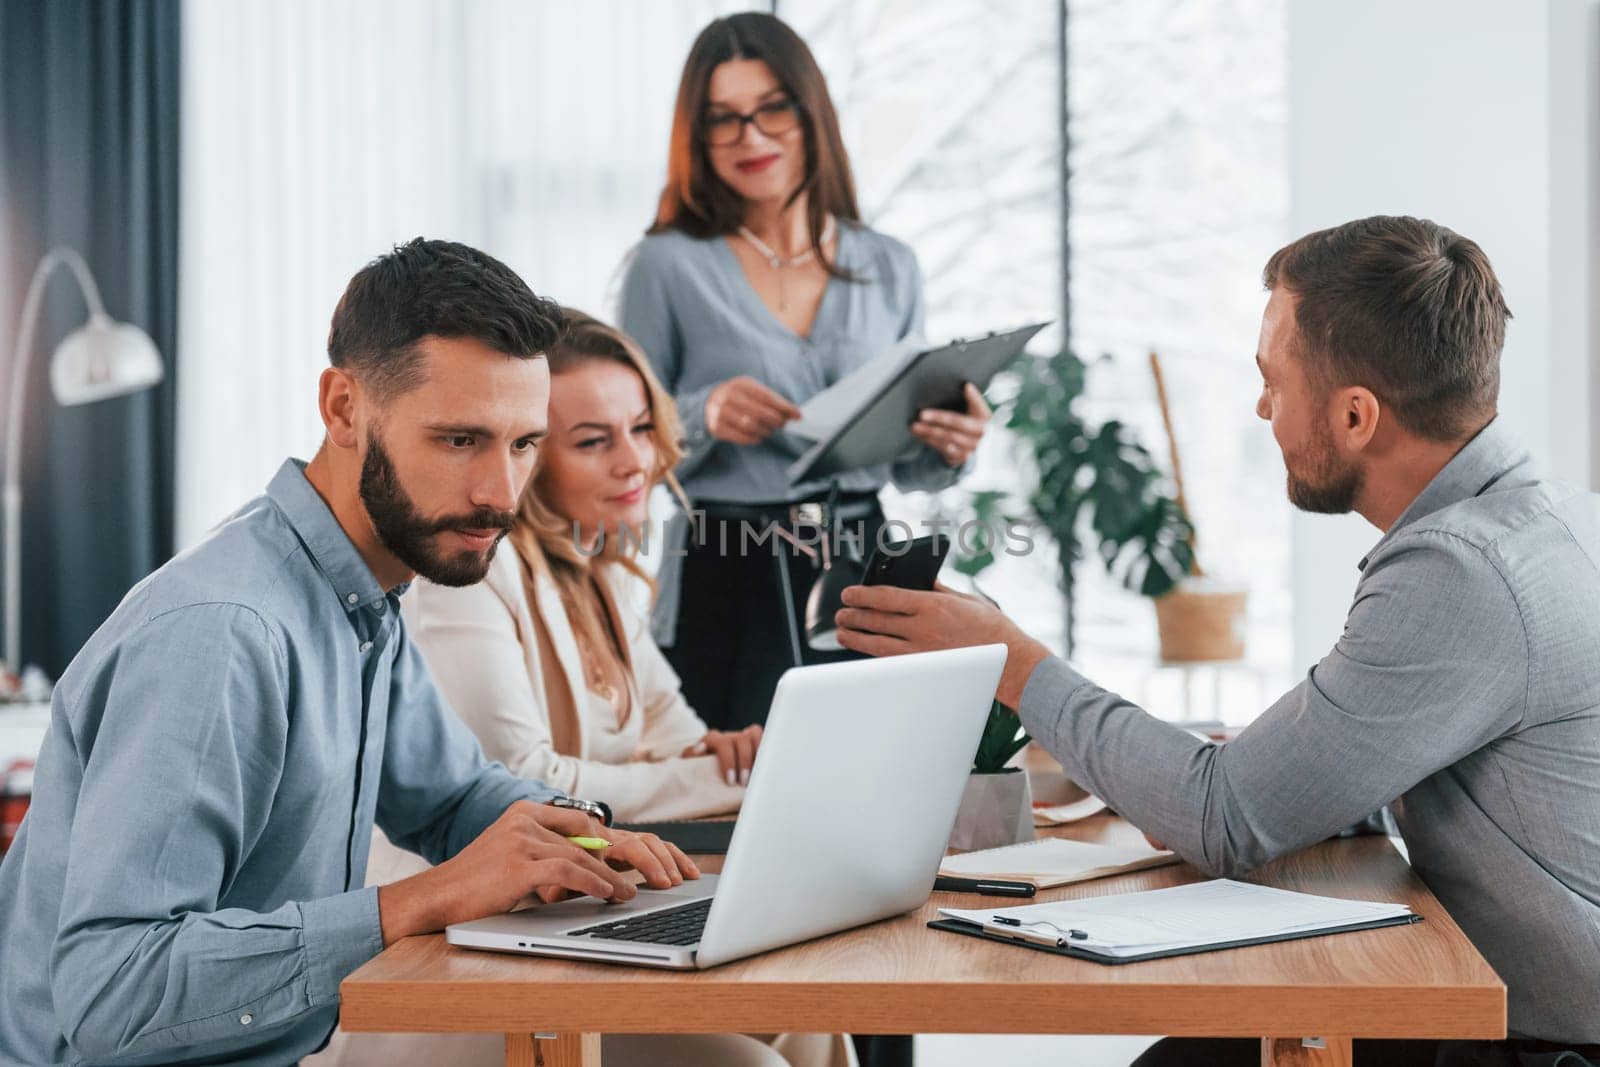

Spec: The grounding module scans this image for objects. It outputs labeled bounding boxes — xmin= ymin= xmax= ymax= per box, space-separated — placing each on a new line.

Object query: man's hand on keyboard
xmin=549 ymin=810 xmax=702 ymax=897
xmin=378 ymin=800 xmax=639 ymax=942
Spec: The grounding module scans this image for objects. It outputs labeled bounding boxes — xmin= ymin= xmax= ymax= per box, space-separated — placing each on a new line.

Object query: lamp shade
xmin=804 ymin=553 xmax=867 ymax=651
xmin=49 ymin=314 xmax=164 ymax=406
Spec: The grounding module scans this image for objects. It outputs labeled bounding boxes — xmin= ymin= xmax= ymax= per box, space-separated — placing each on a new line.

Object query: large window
xmin=1066 ymin=0 xmax=1292 ymax=704
xmin=180 ymin=0 xmax=1290 ymax=707
xmin=790 ymin=0 xmax=1292 ymax=707
xmin=177 ymin=0 xmax=742 ymax=545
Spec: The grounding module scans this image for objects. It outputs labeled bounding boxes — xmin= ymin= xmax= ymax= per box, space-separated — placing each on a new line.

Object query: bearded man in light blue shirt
xmin=0 ymin=238 xmax=698 ymax=1066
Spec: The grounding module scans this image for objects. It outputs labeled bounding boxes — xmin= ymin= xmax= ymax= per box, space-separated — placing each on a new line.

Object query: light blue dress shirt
xmin=0 ymin=459 xmax=562 ymax=1066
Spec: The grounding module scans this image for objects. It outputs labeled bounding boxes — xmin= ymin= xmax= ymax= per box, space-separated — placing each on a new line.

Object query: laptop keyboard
xmin=568 ymin=897 xmax=713 ymax=946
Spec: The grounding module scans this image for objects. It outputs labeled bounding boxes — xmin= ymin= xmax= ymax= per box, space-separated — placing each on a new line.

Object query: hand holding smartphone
xmin=861 ymin=533 xmax=951 ymax=591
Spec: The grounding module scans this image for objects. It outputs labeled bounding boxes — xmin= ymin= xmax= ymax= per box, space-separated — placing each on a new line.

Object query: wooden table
xmin=341 ymin=812 xmax=1504 ymax=1067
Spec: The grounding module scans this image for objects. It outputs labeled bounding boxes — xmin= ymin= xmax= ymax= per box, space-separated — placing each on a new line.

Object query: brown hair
xmin=650 ymin=11 xmax=860 ymax=279
xmin=329 ymin=237 xmax=564 ymax=400
xmin=1262 ymin=215 xmax=1511 ymax=441
xmin=508 ymin=311 xmax=689 ymax=708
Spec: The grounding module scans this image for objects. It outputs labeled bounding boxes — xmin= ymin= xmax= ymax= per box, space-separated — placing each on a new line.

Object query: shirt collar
xmin=267 ymin=459 xmax=409 ymax=612
xmin=1358 ymin=418 xmax=1531 ymax=570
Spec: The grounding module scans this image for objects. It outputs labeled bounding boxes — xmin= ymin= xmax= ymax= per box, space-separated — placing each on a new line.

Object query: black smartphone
xmin=862 ymin=533 xmax=951 ymax=591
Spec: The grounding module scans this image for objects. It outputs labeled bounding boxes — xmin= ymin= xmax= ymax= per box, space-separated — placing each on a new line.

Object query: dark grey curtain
xmin=0 ymin=0 xmax=180 ymax=678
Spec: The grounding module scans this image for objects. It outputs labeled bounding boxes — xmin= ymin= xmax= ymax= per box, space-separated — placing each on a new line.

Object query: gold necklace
xmin=736 ymin=217 xmax=836 ymax=312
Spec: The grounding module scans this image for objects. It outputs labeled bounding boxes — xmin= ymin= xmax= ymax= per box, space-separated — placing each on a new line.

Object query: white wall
xmin=175 ymin=0 xmax=739 ymax=547
xmin=1285 ymin=0 xmax=1600 ymax=668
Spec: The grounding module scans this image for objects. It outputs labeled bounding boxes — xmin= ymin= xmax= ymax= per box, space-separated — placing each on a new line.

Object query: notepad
xmin=938 ymin=836 xmax=1178 ymax=889
xmin=934 ymin=878 xmax=1420 ymax=963
xmin=1032 ymin=794 xmax=1109 ymax=826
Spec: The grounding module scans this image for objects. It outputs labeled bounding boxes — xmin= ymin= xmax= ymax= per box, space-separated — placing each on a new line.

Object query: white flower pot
xmin=948 ymin=768 xmax=1034 ymax=852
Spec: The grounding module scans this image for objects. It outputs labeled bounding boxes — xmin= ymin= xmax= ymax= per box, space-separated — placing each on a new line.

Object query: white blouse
xmin=399 ymin=540 xmax=745 ymax=822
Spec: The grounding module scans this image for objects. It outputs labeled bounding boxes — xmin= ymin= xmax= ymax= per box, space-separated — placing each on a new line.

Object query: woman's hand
xmin=705 ymin=377 xmax=801 ymax=445
xmin=684 ymin=724 xmax=763 ymax=787
xmin=911 ymin=382 xmax=991 ymax=467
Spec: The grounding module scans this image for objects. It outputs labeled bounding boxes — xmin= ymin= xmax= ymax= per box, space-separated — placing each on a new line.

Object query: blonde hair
xmin=508 ymin=310 xmax=688 ymax=703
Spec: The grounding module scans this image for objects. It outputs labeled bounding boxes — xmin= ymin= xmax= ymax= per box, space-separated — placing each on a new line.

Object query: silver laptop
xmin=447 ymin=644 xmax=1006 ymax=969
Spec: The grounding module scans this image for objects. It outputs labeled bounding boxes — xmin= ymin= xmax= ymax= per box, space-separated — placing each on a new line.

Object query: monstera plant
xmin=958 ymin=347 xmax=1196 ymax=656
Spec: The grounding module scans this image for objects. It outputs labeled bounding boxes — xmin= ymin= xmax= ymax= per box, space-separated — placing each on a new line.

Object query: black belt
xmin=693 ymin=492 xmax=881 ymax=525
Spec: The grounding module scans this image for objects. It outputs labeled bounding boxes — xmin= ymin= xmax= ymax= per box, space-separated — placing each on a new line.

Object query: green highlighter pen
xmin=566 ymin=835 xmax=611 ymax=851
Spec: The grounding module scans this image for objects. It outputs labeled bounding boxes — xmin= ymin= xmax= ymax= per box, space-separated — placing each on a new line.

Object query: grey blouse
xmin=617 ymin=223 xmax=964 ymax=645
xmin=617 ymin=222 xmax=960 ymax=504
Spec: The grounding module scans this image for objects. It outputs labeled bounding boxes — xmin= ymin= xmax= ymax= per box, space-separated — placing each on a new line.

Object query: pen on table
xmin=991 ymin=916 xmax=1090 ymax=943
xmin=932 ymin=875 xmax=1037 ymax=898
xmin=567 ymin=835 xmax=611 ymax=851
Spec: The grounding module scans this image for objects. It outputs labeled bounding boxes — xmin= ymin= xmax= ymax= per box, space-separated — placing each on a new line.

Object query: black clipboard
xmin=786 ymin=321 xmax=1049 ymax=484
xmin=927 ymin=911 xmax=1423 ymax=966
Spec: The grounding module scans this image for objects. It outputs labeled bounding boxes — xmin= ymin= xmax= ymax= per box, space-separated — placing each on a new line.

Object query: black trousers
xmin=664 ymin=502 xmax=887 ymax=733
xmin=1133 ymin=1038 xmax=1600 ymax=1066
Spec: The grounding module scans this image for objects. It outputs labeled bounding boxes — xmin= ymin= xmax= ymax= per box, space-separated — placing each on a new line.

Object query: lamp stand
xmin=3 ymin=248 xmax=111 ymax=672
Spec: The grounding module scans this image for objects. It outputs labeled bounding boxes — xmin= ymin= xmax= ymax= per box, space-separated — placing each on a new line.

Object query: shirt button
xmin=346 ymin=593 xmax=359 ymax=605
xmin=359 ymin=640 xmax=374 ymax=654
xmin=374 ymin=601 xmax=386 ymax=614
xmin=239 ymin=1013 xmax=253 ymax=1026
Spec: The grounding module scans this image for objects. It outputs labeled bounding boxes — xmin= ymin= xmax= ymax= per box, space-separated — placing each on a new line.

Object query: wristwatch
xmin=550 ymin=796 xmax=613 ymax=827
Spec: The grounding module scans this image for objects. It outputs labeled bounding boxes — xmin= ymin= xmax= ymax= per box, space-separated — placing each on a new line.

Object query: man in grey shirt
xmin=835 ymin=216 xmax=1600 ymax=1066
xmin=0 ymin=239 xmax=696 ymax=1065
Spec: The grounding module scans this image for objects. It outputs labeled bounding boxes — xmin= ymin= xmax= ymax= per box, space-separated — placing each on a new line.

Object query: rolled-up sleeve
xmin=374 ymin=615 xmax=563 ymax=865
xmin=1018 ymin=531 xmax=1528 ymax=877
xmin=50 ymin=603 xmax=385 ymax=1062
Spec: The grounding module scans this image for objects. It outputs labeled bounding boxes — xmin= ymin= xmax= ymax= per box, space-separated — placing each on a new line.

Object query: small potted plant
xmin=948 ymin=701 xmax=1034 ymax=851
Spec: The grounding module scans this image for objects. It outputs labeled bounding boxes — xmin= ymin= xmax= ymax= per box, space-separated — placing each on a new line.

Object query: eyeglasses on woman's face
xmin=702 ymin=97 xmax=801 ymax=147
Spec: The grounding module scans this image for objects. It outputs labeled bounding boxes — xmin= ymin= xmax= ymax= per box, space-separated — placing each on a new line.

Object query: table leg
xmin=505 ymin=1032 xmax=602 ymax=1067
xmin=1261 ymin=1037 xmax=1353 ymax=1066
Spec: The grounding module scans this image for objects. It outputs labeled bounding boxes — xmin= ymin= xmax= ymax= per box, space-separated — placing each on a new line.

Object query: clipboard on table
xmin=928 ymin=911 xmax=1422 ymax=966
xmin=785 ymin=321 xmax=1049 ymax=484
xmin=927 ymin=878 xmax=1423 ymax=966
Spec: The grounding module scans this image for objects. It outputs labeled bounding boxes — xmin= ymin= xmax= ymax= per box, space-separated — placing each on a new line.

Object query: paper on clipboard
xmin=788 ymin=336 xmax=928 ymax=441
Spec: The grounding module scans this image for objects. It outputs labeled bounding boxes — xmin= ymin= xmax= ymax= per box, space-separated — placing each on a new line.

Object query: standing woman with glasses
xmin=619 ymin=11 xmax=991 ymax=741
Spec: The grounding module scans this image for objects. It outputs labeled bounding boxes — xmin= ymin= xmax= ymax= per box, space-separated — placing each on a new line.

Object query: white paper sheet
xmin=787 ymin=336 xmax=928 ymax=441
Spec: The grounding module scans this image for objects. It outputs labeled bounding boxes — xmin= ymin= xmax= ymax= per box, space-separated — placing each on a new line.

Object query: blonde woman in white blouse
xmin=323 ymin=312 xmax=851 ymax=1067
xmin=403 ymin=309 xmax=762 ymax=821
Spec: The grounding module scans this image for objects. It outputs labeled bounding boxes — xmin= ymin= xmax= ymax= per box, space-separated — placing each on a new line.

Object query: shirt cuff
xmin=675 ymin=383 xmax=715 ymax=449
xmin=518 ymin=778 xmax=566 ymax=806
xmin=299 ymin=886 xmax=385 ymax=1004
xmin=1015 ymin=655 xmax=1092 ymax=741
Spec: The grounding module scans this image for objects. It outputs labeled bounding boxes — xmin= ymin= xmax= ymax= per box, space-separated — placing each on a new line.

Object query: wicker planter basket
xmin=1154 ymin=578 xmax=1249 ymax=663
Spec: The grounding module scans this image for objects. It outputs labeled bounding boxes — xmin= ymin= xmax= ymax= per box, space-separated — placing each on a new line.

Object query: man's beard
xmin=1284 ymin=419 xmax=1363 ymax=515
xmin=359 ymin=431 xmax=515 ymax=587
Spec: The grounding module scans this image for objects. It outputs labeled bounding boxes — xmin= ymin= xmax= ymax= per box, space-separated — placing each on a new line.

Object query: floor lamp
xmin=3 ymin=247 xmax=164 ymax=675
